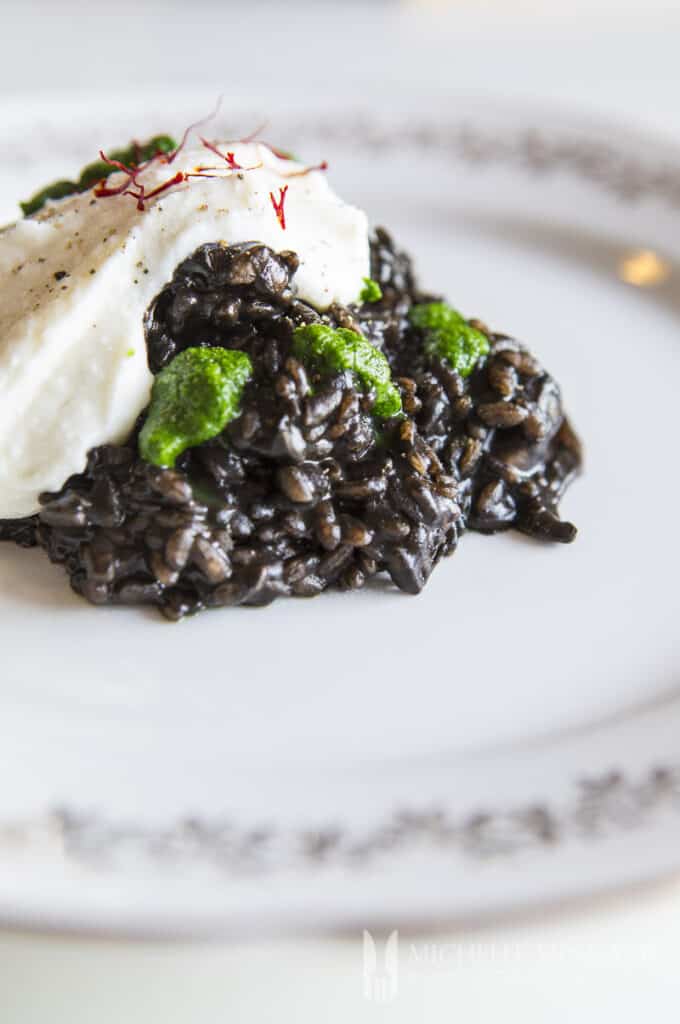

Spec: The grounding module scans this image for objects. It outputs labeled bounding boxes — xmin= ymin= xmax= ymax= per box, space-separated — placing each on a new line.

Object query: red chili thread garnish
xmin=92 ymin=151 xmax=139 ymax=199
xmin=133 ymin=171 xmax=187 ymax=210
xmin=91 ymin=100 xmax=223 ymax=211
xmin=97 ymin=151 xmax=137 ymax=177
xmin=239 ymin=125 xmax=329 ymax=175
xmin=240 ymin=121 xmax=268 ymax=145
xmin=187 ymin=158 xmax=263 ymax=181
xmin=219 ymin=120 xmax=331 ymax=177
xmin=239 ymin=122 xmax=300 ymax=162
xmin=199 ymin=138 xmax=243 ymax=170
xmin=266 ymin=142 xmax=295 ymax=161
xmin=269 ymin=185 xmax=288 ymax=230
xmin=283 ymin=160 xmax=329 ymax=178
xmin=93 ymin=151 xmax=187 ymax=211
xmin=90 ymin=101 xmax=325 ymax=214
xmin=165 ymin=97 xmax=223 ymax=165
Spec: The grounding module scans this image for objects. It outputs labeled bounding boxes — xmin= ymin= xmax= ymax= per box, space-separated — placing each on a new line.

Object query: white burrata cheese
xmin=0 ymin=142 xmax=369 ymax=518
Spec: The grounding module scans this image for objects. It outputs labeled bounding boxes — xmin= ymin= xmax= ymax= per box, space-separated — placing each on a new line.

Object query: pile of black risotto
xmin=0 ymin=231 xmax=582 ymax=619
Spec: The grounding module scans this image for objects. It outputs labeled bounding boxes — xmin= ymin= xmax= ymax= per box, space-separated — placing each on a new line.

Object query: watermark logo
xmin=363 ymin=930 xmax=399 ymax=1003
xmin=360 ymin=930 xmax=656 ymax=998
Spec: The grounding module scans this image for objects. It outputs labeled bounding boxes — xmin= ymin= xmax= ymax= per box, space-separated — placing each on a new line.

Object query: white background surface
xmin=2 ymin=878 xmax=680 ymax=1021
xmin=1 ymin=0 xmax=679 ymax=1019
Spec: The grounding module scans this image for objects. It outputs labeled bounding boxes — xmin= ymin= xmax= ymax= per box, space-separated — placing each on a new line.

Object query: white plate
xmin=1 ymin=92 xmax=679 ymax=937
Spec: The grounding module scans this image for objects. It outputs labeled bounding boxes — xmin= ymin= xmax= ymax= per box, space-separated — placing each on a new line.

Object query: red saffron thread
xmin=93 ymin=150 xmax=187 ymax=211
xmin=283 ymin=160 xmax=329 ymax=178
xmin=221 ymin=122 xmax=329 ymax=176
xmin=92 ymin=151 xmax=139 ymax=199
xmin=199 ymin=138 xmax=243 ymax=170
xmin=186 ymin=169 xmax=222 ymax=179
xmin=239 ymin=123 xmax=304 ymax=163
xmin=166 ymin=97 xmax=223 ymax=165
xmin=90 ymin=103 xmax=326 ymax=214
xmin=265 ymin=142 xmax=295 ymax=161
xmin=240 ymin=121 xmax=268 ymax=145
xmin=269 ymin=185 xmax=288 ymax=230
xmin=91 ymin=99 xmax=223 ymax=211
xmin=132 ymin=171 xmax=187 ymax=210
xmin=97 ymin=151 xmax=137 ymax=176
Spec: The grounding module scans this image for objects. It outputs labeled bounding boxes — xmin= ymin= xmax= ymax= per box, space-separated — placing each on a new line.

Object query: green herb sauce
xmin=358 ymin=277 xmax=383 ymax=304
xmin=139 ymin=347 xmax=253 ymax=468
xmin=409 ymin=302 xmax=489 ymax=377
xmin=292 ymin=324 xmax=402 ymax=418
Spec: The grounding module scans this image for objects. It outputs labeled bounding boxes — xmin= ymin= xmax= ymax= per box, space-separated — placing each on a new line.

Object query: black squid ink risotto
xmin=0 ymin=132 xmax=582 ymax=620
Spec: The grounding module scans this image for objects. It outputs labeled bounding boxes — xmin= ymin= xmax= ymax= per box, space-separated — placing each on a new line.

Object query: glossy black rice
xmin=0 ymin=231 xmax=582 ymax=619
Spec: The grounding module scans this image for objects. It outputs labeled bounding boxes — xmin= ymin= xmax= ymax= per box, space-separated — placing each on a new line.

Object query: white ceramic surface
xmin=1 ymin=92 xmax=679 ymax=936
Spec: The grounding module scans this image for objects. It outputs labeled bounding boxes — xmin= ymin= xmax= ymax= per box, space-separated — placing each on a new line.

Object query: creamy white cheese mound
xmin=0 ymin=142 xmax=370 ymax=518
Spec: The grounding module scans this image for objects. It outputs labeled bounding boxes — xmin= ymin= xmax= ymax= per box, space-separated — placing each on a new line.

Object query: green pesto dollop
xmin=358 ymin=277 xmax=383 ymax=304
xmin=139 ymin=347 xmax=253 ymax=468
xmin=20 ymin=179 xmax=80 ymax=217
xmin=20 ymin=134 xmax=178 ymax=217
xmin=78 ymin=135 xmax=177 ymax=191
xmin=409 ymin=302 xmax=490 ymax=378
xmin=292 ymin=324 xmax=402 ymax=419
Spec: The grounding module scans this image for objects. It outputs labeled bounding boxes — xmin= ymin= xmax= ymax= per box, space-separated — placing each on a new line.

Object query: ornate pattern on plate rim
xmin=2 ymin=767 xmax=678 ymax=875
